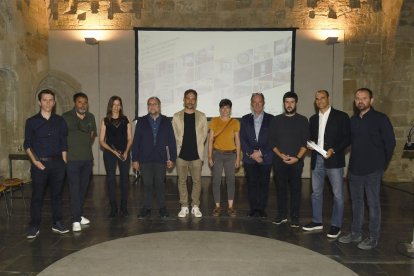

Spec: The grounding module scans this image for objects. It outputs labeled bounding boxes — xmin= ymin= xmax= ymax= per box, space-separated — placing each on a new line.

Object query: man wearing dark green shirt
xmin=62 ymin=92 xmax=97 ymax=232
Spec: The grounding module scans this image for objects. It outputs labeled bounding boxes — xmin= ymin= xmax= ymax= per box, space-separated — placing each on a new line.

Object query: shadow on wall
xmin=36 ymin=71 xmax=82 ymax=115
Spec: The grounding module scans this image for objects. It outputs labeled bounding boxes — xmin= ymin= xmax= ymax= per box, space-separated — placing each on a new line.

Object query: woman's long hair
xmin=105 ymin=95 xmax=124 ymax=124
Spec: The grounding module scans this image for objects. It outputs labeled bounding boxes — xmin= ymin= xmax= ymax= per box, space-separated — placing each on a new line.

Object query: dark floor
xmin=0 ymin=176 xmax=413 ymax=276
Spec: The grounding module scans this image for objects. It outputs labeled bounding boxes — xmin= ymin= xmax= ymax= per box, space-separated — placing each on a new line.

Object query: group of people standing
xmin=24 ymin=87 xmax=395 ymax=251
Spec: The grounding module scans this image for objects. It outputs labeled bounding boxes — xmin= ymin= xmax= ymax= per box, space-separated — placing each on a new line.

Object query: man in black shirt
xmin=339 ymin=88 xmax=395 ymax=250
xmin=268 ymin=92 xmax=309 ymax=227
xmin=24 ymin=89 xmax=69 ymax=239
xmin=172 ymin=89 xmax=208 ymax=217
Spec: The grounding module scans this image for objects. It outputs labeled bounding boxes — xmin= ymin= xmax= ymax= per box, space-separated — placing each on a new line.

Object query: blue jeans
xmin=311 ymin=155 xmax=344 ymax=227
xmin=349 ymin=170 xmax=383 ymax=239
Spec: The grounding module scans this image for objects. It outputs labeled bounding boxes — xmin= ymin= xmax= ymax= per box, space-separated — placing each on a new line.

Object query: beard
xmin=356 ymin=103 xmax=369 ymax=111
xmin=76 ymin=108 xmax=87 ymax=115
xmin=150 ymin=110 xmax=159 ymax=115
xmin=185 ymin=103 xmax=195 ymax=110
xmin=284 ymin=107 xmax=296 ymax=115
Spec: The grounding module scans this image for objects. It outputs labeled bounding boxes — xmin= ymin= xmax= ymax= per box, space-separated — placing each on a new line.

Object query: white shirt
xmin=318 ymin=106 xmax=331 ymax=149
xmin=253 ymin=111 xmax=264 ymax=141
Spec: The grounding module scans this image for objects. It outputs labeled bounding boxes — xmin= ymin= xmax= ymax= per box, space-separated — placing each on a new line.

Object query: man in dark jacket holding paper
xmin=132 ymin=97 xmax=177 ymax=219
xmin=302 ymin=90 xmax=350 ymax=239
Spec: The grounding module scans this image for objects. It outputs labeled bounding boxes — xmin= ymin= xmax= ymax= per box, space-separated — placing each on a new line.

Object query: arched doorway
xmin=35 ymin=73 xmax=81 ymax=115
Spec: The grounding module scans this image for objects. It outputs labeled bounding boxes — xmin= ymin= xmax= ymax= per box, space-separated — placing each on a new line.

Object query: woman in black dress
xmin=99 ymin=96 xmax=132 ymax=217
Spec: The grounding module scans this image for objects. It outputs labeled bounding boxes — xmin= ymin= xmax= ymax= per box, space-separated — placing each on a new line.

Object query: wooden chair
xmin=1 ymin=178 xmax=26 ymax=210
xmin=0 ymin=184 xmax=10 ymax=216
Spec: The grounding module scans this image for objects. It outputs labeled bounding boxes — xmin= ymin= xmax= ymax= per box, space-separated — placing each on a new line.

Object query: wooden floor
xmin=0 ymin=175 xmax=413 ymax=275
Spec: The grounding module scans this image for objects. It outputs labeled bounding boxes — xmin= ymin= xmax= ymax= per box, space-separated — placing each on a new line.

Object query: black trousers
xmin=67 ymin=160 xmax=93 ymax=222
xmin=30 ymin=159 xmax=66 ymax=227
xmin=244 ymin=163 xmax=272 ymax=212
xmin=103 ymin=151 xmax=130 ymax=203
xmin=273 ymin=159 xmax=303 ymax=220
xmin=140 ymin=163 xmax=167 ymax=209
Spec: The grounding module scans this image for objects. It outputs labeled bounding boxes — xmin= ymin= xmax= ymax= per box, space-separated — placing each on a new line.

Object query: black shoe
xmin=302 ymin=222 xmax=323 ymax=231
xmin=137 ymin=208 xmax=151 ymax=219
xmin=27 ymin=225 xmax=40 ymax=239
xmin=327 ymin=226 xmax=341 ymax=238
xmin=272 ymin=216 xmax=288 ymax=225
xmin=290 ymin=219 xmax=301 ymax=228
xmin=109 ymin=201 xmax=118 ymax=218
xmin=52 ymin=221 xmax=69 ymax=234
xmin=247 ymin=209 xmax=258 ymax=217
xmin=259 ymin=210 xmax=267 ymax=218
xmin=159 ymin=207 xmax=169 ymax=218
xmin=120 ymin=209 xmax=129 ymax=217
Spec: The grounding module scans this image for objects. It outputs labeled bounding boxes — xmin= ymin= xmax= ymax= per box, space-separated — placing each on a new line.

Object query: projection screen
xmin=135 ymin=28 xmax=296 ymax=118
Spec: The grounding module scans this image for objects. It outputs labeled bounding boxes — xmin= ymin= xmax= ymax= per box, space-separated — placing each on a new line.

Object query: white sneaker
xmin=72 ymin=222 xmax=81 ymax=232
xmin=80 ymin=216 xmax=90 ymax=225
xmin=191 ymin=206 xmax=202 ymax=218
xmin=178 ymin=207 xmax=189 ymax=218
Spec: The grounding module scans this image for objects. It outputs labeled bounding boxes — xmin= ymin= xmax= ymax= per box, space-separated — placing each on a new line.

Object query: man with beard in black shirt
xmin=338 ymin=88 xmax=395 ymax=250
xmin=268 ymin=92 xmax=309 ymax=228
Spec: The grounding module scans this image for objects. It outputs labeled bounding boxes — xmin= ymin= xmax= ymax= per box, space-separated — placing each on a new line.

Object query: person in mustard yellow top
xmin=208 ymin=99 xmax=241 ymax=217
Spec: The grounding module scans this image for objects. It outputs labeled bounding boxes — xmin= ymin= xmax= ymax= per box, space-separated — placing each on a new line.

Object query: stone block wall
xmin=0 ymin=1 xmax=49 ymax=179
xmin=1 ymin=0 xmax=412 ymax=181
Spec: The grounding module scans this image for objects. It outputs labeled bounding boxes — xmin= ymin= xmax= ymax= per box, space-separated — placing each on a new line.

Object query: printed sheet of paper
xmin=307 ymin=141 xmax=327 ymax=158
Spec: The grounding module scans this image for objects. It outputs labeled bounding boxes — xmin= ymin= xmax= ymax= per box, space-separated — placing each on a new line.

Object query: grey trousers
xmin=349 ymin=170 xmax=383 ymax=239
xmin=140 ymin=163 xmax=167 ymax=209
xmin=212 ymin=151 xmax=236 ymax=204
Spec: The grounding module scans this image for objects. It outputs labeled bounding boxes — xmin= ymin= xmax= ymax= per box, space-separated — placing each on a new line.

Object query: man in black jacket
xmin=302 ymin=90 xmax=350 ymax=239
xmin=132 ymin=97 xmax=177 ymax=219
xmin=339 ymin=88 xmax=395 ymax=250
xmin=240 ymin=93 xmax=274 ymax=218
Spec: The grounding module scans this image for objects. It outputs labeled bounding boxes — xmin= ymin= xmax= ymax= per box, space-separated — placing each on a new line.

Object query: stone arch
xmin=36 ymin=70 xmax=82 ymax=115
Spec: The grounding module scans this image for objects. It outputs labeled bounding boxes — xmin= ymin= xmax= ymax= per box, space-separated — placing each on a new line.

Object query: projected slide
xmin=136 ymin=28 xmax=295 ymax=117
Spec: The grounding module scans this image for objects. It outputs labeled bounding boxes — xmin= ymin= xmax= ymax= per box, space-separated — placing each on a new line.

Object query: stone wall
xmin=384 ymin=0 xmax=414 ymax=181
xmin=0 ymin=1 xmax=49 ymax=179
xmin=46 ymin=0 xmax=412 ymax=181
xmin=1 ymin=0 xmax=412 ymax=181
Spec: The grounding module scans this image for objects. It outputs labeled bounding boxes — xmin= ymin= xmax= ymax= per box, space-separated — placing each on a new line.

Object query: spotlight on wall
xmin=84 ymin=37 xmax=99 ymax=45
xmin=325 ymin=37 xmax=339 ymax=45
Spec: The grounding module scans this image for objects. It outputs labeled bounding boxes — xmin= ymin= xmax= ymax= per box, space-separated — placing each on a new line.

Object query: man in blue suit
xmin=240 ymin=93 xmax=274 ymax=217
xmin=132 ymin=97 xmax=177 ymax=219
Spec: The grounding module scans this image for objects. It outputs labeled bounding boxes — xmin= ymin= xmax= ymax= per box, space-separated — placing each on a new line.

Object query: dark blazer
xmin=240 ymin=112 xmax=274 ymax=165
xmin=309 ymin=107 xmax=350 ymax=169
xmin=131 ymin=114 xmax=177 ymax=164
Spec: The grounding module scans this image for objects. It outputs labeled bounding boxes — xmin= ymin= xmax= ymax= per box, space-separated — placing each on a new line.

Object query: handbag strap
xmin=213 ymin=118 xmax=233 ymax=140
